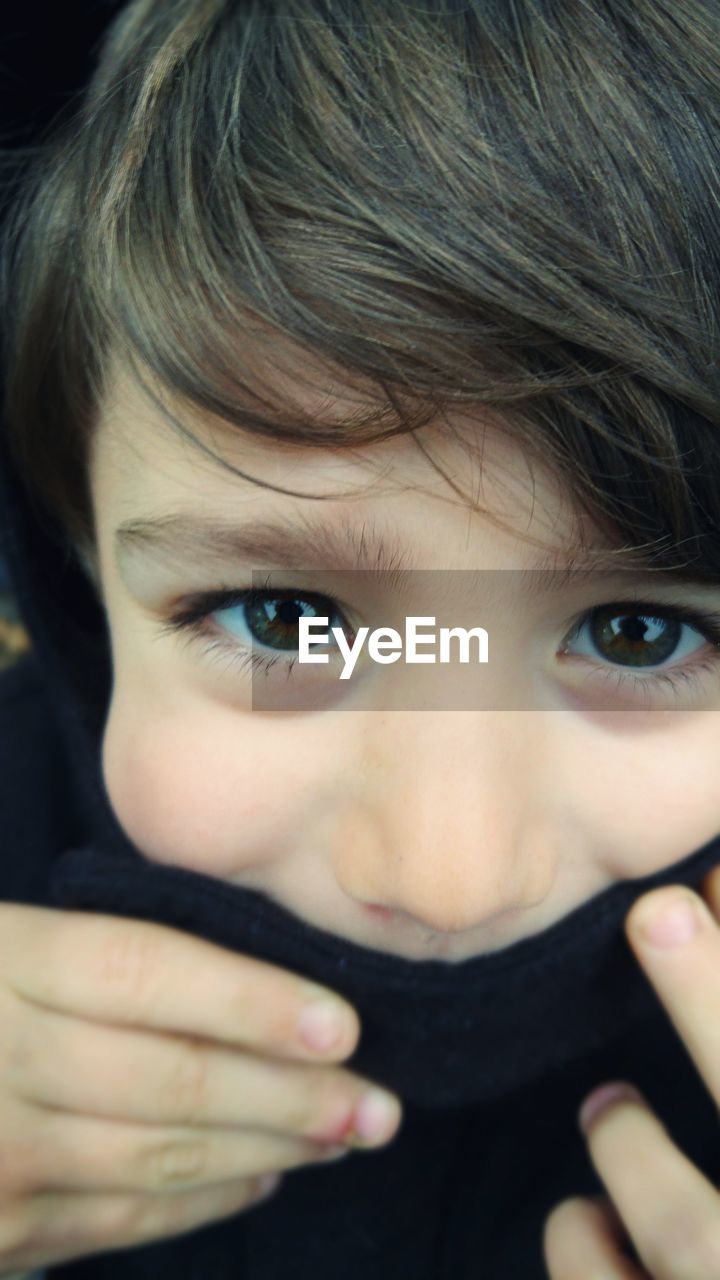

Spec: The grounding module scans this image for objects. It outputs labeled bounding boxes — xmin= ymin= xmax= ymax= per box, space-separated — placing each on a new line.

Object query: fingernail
xmin=631 ymin=891 xmax=701 ymax=949
xmin=298 ymin=1001 xmax=349 ymax=1053
xmin=351 ymin=1089 xmax=401 ymax=1145
xmin=578 ymin=1082 xmax=644 ymax=1135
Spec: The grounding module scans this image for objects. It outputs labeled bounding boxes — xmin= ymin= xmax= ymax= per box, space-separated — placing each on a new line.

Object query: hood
xmin=1 ymin=416 xmax=719 ymax=1113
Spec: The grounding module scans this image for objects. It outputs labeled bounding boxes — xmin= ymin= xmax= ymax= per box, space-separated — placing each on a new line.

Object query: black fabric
xmin=1 ymin=411 xmax=720 ymax=1279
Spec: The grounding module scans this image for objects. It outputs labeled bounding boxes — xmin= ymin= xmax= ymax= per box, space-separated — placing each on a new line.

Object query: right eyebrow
xmin=115 ymin=510 xmax=417 ymax=587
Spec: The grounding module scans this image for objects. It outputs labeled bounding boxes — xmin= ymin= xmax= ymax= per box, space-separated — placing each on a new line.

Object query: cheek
xmin=560 ymin=716 xmax=720 ymax=878
xmin=100 ymin=694 xmax=287 ymax=875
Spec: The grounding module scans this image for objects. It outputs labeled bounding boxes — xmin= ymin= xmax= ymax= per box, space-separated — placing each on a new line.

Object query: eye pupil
xmin=618 ymin=616 xmax=647 ymax=643
xmin=276 ymin=599 xmax=303 ymax=624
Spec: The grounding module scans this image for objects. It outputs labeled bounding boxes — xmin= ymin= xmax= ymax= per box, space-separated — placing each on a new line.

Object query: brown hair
xmin=1 ymin=0 xmax=719 ymax=588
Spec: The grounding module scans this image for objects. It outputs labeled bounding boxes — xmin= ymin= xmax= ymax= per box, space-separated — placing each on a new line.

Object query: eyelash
xmin=155 ymin=578 xmax=720 ymax=705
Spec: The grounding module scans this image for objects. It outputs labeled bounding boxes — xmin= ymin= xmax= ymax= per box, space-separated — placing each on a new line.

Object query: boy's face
xmin=87 ymin=368 xmax=720 ymax=961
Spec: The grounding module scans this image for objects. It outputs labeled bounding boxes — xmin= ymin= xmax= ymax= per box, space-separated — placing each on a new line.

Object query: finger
xmin=578 ymin=1082 xmax=720 ymax=1278
xmin=1 ymin=1098 xmax=347 ymax=1197
xmin=10 ymin=1173 xmax=282 ymax=1273
xmin=13 ymin=1002 xmax=400 ymax=1148
xmin=624 ymin=885 xmax=720 ymax=1105
xmin=1 ymin=905 xmax=359 ymax=1062
xmin=543 ymin=1194 xmax=648 ymax=1279
xmin=698 ymin=864 xmax=720 ymax=920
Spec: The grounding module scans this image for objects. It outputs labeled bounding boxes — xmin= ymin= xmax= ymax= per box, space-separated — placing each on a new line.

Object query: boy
xmin=0 ymin=1 xmax=719 ymax=1276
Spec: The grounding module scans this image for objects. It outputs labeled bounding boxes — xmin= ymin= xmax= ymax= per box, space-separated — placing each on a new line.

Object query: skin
xmin=84 ymin=363 xmax=720 ymax=1272
xmin=84 ymin=364 xmax=720 ymax=965
xmin=543 ymin=870 xmax=720 ymax=1278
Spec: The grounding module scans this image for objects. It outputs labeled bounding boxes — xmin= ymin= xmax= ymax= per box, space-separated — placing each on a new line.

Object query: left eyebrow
xmin=114 ymin=509 xmax=718 ymax=594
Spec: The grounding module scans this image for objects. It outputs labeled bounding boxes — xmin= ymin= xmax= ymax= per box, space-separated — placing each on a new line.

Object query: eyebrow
xmin=114 ymin=510 xmax=715 ymax=593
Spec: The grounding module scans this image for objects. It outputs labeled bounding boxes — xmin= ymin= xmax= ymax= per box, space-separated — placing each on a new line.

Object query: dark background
xmin=0 ymin=0 xmax=125 ymax=667
xmin=1 ymin=2 xmax=124 ymax=148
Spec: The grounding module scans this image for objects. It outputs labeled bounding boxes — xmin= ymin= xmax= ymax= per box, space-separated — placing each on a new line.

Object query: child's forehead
xmin=96 ymin=363 xmax=588 ymax=534
xmin=94 ymin=362 xmax=633 ymax=591
xmin=93 ymin=372 xmax=654 ymax=594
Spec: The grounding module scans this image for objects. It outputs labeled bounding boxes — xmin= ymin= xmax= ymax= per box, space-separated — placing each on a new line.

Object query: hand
xmin=542 ymin=864 xmax=720 ymax=1279
xmin=0 ymin=904 xmax=402 ymax=1276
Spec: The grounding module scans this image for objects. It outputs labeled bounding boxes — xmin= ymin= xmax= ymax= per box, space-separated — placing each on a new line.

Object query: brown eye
xmin=228 ymin=589 xmax=353 ymax=654
xmin=586 ymin=606 xmax=682 ymax=668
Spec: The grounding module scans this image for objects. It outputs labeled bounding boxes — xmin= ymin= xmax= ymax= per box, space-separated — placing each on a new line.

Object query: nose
xmin=332 ymin=712 xmax=556 ymax=935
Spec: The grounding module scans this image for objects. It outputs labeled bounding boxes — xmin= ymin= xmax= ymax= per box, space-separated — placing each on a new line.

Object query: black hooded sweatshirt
xmin=1 ymin=411 xmax=720 ymax=1280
